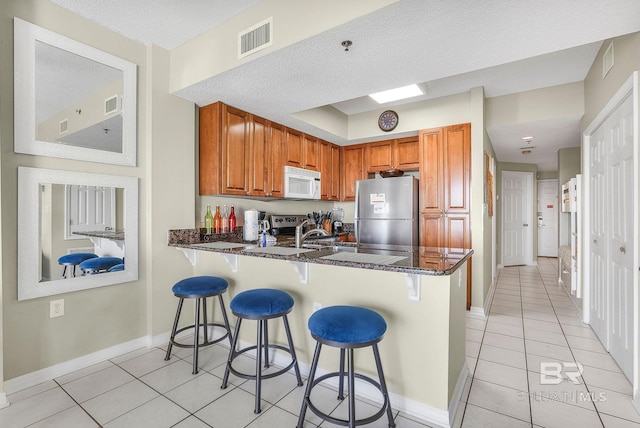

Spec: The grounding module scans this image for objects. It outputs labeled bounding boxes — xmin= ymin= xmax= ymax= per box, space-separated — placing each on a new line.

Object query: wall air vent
xmin=104 ymin=95 xmax=118 ymax=115
xmin=59 ymin=119 xmax=68 ymax=135
xmin=238 ymin=17 xmax=272 ymax=59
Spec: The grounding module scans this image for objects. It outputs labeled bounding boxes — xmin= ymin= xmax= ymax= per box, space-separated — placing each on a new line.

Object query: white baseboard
xmin=3 ymin=336 xmax=148 ymax=395
xmin=634 ymin=395 xmax=640 ymax=416
xmin=448 ymin=362 xmax=470 ymax=427
xmin=468 ymin=278 xmax=495 ymax=319
xmin=0 ymin=392 xmax=9 ymax=410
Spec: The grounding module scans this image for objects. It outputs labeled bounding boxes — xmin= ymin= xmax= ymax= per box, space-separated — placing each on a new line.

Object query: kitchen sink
xmin=301 ymin=243 xmax=357 ymax=252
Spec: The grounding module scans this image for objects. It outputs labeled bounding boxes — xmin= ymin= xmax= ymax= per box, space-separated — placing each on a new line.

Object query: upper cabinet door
xmin=303 ymin=135 xmax=320 ymax=171
xmin=221 ymin=105 xmax=251 ymax=195
xmin=395 ymin=136 xmax=420 ymax=170
xmin=285 ymin=128 xmax=304 ymax=168
xmin=199 ymin=102 xmax=222 ymax=195
xmin=419 ymin=127 xmax=445 ymax=213
xmin=248 ymin=115 xmax=269 ymax=196
xmin=443 ymin=123 xmax=471 ymax=213
xmin=268 ymin=122 xmax=285 ymax=198
xmin=341 ymin=144 xmax=366 ymax=201
xmin=365 ymin=140 xmax=394 ymax=172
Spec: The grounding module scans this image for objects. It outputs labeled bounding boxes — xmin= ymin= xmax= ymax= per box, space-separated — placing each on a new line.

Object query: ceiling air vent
xmin=59 ymin=119 xmax=68 ymax=135
xmin=104 ymin=95 xmax=118 ymax=115
xmin=238 ymin=17 xmax=272 ymax=59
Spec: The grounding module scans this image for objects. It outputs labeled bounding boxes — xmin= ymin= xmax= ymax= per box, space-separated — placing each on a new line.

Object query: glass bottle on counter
xmin=213 ymin=204 xmax=222 ymax=234
xmin=204 ymin=204 xmax=213 ymax=235
xmin=229 ymin=205 xmax=236 ymax=233
xmin=221 ymin=205 xmax=229 ymax=233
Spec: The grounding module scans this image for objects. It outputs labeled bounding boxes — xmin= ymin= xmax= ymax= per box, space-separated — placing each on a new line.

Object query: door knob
xmin=523 ymin=223 xmax=528 ymax=227
xmin=620 ymin=246 xmax=626 ymax=253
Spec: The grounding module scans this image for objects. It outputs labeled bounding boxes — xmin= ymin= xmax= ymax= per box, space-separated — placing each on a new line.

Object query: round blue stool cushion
xmin=108 ymin=263 xmax=125 ymax=272
xmin=58 ymin=253 xmax=98 ymax=265
xmin=308 ymin=306 xmax=387 ymax=346
xmin=79 ymin=257 xmax=123 ymax=271
xmin=172 ymin=276 xmax=229 ymax=298
xmin=230 ymin=288 xmax=294 ymax=318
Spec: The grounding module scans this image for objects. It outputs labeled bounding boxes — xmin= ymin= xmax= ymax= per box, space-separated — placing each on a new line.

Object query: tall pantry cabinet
xmin=419 ymin=123 xmax=472 ymax=308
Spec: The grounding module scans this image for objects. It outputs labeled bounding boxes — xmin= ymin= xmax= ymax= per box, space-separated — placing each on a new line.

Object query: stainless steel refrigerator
xmin=355 ymin=176 xmax=419 ymax=246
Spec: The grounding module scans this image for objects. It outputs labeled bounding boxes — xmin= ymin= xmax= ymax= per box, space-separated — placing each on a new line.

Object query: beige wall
xmin=1 ymin=1 xmax=149 ymax=380
xmin=583 ymin=32 xmax=640 ymax=129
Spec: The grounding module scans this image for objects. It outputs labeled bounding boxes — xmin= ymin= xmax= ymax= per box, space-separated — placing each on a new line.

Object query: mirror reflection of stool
xmin=57 ymin=253 xmax=98 ymax=278
xmin=222 ymin=288 xmax=303 ymax=414
xmin=164 ymin=276 xmax=233 ymax=375
xmin=79 ymin=257 xmax=123 ymax=275
xmin=297 ymin=306 xmax=395 ymax=428
xmin=108 ymin=263 xmax=125 ymax=272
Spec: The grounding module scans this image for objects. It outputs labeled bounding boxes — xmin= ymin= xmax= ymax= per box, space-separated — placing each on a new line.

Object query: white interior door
xmin=589 ymin=122 xmax=608 ymax=345
xmin=537 ymin=179 xmax=558 ymax=257
xmin=502 ymin=171 xmax=533 ymax=266
xmin=65 ymin=185 xmax=115 ymax=239
xmin=587 ymin=90 xmax=635 ymax=382
xmin=607 ymin=94 xmax=634 ymax=381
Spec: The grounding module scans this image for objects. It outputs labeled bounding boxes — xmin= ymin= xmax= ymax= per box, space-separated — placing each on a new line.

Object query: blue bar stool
xmin=79 ymin=256 xmax=123 ymax=274
xmin=222 ymin=288 xmax=303 ymax=413
xmin=57 ymin=253 xmax=98 ymax=278
xmin=164 ymin=276 xmax=232 ymax=374
xmin=108 ymin=263 xmax=125 ymax=272
xmin=297 ymin=306 xmax=395 ymax=428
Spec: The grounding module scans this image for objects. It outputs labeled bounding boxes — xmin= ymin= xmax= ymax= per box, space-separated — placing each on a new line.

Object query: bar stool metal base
xmin=297 ymin=306 xmax=395 ymax=428
xmin=165 ymin=294 xmax=232 ymax=375
xmin=221 ymin=289 xmax=303 ymax=414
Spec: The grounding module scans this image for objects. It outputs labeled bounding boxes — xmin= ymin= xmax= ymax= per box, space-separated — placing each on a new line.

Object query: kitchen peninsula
xmin=168 ymin=229 xmax=472 ymax=426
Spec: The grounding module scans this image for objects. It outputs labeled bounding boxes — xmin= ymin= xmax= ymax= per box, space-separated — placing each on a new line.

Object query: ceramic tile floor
xmin=2 ymin=258 xmax=640 ymax=427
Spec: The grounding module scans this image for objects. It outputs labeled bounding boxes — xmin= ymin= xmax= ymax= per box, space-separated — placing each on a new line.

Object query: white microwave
xmin=284 ymin=166 xmax=321 ymax=199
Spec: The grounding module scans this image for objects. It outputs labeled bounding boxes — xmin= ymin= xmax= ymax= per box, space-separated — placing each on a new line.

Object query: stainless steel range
xmin=269 ymin=214 xmax=308 ymax=236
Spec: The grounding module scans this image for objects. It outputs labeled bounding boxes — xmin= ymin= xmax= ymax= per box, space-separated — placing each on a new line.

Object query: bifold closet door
xmin=588 ymin=93 xmax=634 ymax=381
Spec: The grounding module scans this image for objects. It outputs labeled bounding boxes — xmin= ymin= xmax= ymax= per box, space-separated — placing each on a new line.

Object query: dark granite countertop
xmin=73 ymin=230 xmax=125 ymax=240
xmin=168 ymin=228 xmax=472 ymax=276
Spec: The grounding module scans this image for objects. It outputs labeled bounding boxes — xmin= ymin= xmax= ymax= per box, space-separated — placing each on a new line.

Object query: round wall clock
xmin=378 ymin=110 xmax=399 ymax=132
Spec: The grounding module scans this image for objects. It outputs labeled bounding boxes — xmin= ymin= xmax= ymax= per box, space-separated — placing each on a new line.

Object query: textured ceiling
xmin=50 ymin=0 xmax=640 ymax=171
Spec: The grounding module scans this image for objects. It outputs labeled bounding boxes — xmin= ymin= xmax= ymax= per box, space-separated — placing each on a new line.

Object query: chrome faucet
xmin=295 ymin=219 xmax=330 ymax=248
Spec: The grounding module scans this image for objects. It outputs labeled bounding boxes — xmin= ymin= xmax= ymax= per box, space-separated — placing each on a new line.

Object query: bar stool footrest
xmin=226 ymin=344 xmax=297 ymax=381
xmin=305 ymin=371 xmax=389 ymax=427
xmin=169 ymin=322 xmax=230 ymax=349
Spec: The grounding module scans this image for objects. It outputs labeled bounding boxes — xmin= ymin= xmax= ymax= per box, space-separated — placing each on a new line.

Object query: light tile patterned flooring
xmin=1 ymin=258 xmax=639 ymax=427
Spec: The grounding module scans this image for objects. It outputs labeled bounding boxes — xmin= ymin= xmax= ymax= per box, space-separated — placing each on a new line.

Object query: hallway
xmin=461 ymin=258 xmax=639 ymax=427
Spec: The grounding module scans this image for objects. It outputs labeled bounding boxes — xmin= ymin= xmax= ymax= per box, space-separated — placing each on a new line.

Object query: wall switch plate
xmin=50 ymin=299 xmax=64 ymax=318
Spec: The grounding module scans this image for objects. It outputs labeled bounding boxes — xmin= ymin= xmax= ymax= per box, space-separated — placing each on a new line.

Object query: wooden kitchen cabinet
xmin=341 ymin=144 xmax=366 ymax=201
xmin=365 ymin=140 xmax=394 ymax=172
xmin=419 ymin=123 xmax=472 ymax=308
xmin=364 ymin=136 xmax=420 ymax=173
xmin=199 ymin=103 xmax=251 ymax=196
xmin=303 ymin=135 xmax=320 ymax=171
xmin=267 ymin=122 xmax=285 ymax=198
xmin=284 ymin=129 xmax=319 ymax=170
xmin=320 ymin=140 xmax=340 ymax=200
xmin=395 ymin=136 xmax=420 ymax=170
xmin=199 ymin=102 xmax=284 ymax=197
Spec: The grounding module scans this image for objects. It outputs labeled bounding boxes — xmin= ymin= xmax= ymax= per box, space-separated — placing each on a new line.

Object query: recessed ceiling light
xmin=369 ymin=84 xmax=424 ymax=104
xmin=521 ymin=136 xmax=534 ymax=141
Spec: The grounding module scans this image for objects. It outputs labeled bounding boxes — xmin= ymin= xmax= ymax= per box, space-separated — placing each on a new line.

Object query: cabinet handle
xmin=246 ymin=191 xmax=250 ymax=195
xmin=620 ymin=246 xmax=626 ymax=253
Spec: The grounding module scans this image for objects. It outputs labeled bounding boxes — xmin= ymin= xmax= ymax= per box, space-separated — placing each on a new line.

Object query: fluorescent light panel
xmin=369 ymin=84 xmax=424 ymax=104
